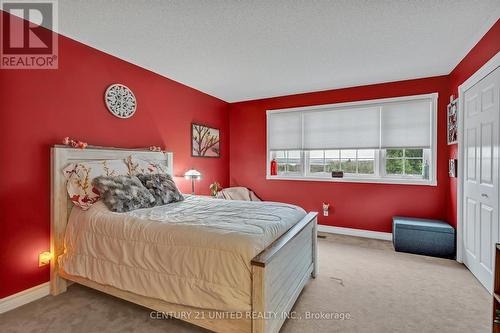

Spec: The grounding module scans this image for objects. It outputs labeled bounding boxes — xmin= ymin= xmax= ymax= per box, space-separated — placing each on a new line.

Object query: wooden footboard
xmin=251 ymin=212 xmax=318 ymax=333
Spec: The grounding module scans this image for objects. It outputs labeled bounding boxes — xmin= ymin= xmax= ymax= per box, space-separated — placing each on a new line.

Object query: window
xmin=272 ymin=150 xmax=302 ymax=175
xmin=308 ymin=149 xmax=376 ymax=176
xmin=385 ymin=148 xmax=427 ymax=177
xmin=267 ymin=94 xmax=437 ymax=185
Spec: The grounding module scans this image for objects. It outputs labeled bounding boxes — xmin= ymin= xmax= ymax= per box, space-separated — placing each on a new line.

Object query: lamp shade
xmin=184 ymin=169 xmax=201 ymax=179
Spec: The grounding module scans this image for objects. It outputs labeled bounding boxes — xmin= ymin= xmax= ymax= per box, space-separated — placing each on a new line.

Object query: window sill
xmin=266 ymin=175 xmax=437 ymax=186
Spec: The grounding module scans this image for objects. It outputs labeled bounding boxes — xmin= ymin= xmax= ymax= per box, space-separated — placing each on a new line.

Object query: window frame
xmin=266 ymin=93 xmax=438 ymax=186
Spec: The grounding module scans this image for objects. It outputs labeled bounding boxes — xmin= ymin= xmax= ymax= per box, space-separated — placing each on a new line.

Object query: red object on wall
xmin=270 ymin=159 xmax=278 ymax=176
xmin=0 ymin=12 xmax=229 ymax=299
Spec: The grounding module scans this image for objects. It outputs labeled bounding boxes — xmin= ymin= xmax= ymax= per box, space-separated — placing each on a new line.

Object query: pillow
xmin=92 ymin=175 xmax=156 ymax=212
xmin=137 ymin=173 xmax=184 ymax=205
xmin=64 ymin=159 xmax=130 ymax=210
xmin=126 ymin=155 xmax=168 ymax=175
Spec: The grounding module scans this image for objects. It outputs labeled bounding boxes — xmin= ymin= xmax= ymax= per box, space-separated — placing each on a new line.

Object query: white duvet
xmin=59 ymin=196 xmax=306 ymax=311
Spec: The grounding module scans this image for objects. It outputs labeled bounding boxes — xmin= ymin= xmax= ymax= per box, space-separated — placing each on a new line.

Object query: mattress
xmin=59 ymin=196 xmax=306 ymax=311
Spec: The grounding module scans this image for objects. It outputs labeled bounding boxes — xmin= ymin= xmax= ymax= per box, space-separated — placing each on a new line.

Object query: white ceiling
xmin=55 ymin=0 xmax=500 ymax=102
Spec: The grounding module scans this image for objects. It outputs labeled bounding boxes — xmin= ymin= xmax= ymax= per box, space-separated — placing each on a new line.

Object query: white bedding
xmin=59 ymin=196 xmax=306 ymax=311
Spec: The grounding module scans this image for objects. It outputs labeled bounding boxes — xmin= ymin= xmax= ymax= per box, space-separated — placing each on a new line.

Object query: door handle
xmin=481 ymin=193 xmax=489 ymax=198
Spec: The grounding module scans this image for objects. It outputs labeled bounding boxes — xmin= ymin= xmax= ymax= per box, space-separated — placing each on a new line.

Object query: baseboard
xmin=318 ymin=225 xmax=392 ymax=241
xmin=0 ymin=282 xmax=50 ymax=314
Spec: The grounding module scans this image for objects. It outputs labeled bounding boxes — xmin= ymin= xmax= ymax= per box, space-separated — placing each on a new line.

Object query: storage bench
xmin=392 ymin=216 xmax=455 ymax=258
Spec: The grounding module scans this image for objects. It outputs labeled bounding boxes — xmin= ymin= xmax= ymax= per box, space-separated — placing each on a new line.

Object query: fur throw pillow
xmin=92 ymin=175 xmax=156 ymax=212
xmin=137 ymin=173 xmax=184 ymax=205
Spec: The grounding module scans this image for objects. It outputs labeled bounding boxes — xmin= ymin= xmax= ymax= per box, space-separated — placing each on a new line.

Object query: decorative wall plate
xmin=104 ymin=84 xmax=137 ymax=119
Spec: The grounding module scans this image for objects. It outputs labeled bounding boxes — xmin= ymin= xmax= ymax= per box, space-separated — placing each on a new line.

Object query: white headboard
xmin=49 ymin=145 xmax=173 ymax=295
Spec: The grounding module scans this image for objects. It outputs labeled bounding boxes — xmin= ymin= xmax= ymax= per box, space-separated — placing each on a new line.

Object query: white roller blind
xmin=268 ymin=111 xmax=302 ymax=150
xmin=381 ymin=99 xmax=432 ymax=148
xmin=303 ymin=106 xmax=380 ymax=149
xmin=268 ymin=95 xmax=434 ymax=151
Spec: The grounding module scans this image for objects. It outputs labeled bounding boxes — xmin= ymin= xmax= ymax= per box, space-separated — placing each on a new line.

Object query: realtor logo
xmin=1 ymin=0 xmax=58 ymax=69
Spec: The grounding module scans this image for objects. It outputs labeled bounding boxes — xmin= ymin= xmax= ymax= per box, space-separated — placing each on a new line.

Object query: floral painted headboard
xmin=62 ymin=153 xmax=172 ymax=210
xmin=54 ymin=145 xmax=173 ymax=206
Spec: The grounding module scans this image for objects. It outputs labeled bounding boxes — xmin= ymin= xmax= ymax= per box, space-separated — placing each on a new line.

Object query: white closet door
xmin=463 ymin=66 xmax=500 ymax=293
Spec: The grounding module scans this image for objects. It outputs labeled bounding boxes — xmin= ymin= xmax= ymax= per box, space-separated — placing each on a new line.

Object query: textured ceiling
xmin=54 ymin=0 xmax=500 ymax=102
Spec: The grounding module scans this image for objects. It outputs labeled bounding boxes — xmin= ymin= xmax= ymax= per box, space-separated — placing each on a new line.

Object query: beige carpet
xmin=0 ymin=234 xmax=491 ymax=333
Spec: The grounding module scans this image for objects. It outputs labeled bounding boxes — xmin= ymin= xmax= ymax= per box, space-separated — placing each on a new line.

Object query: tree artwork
xmin=192 ymin=123 xmax=220 ymax=157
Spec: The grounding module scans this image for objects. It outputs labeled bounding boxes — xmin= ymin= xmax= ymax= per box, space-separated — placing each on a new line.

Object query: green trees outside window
xmin=386 ymin=149 xmax=424 ymax=176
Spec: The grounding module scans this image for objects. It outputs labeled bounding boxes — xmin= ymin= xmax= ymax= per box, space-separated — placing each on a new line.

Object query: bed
xmin=50 ymin=145 xmax=318 ymax=333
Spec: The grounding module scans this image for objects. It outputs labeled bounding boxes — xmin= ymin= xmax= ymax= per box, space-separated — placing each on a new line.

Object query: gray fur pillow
xmin=137 ymin=173 xmax=184 ymax=205
xmin=92 ymin=175 xmax=156 ymax=212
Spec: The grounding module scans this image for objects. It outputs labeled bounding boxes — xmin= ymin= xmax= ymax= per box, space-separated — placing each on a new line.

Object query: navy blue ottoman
xmin=392 ymin=217 xmax=455 ymax=258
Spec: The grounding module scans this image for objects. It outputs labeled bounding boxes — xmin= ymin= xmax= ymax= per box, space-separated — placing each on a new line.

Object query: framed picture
xmin=449 ymin=159 xmax=457 ymax=178
xmin=191 ymin=123 xmax=220 ymax=157
xmin=447 ymin=98 xmax=458 ymax=145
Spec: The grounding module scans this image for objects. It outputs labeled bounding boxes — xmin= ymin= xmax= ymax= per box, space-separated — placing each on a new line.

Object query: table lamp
xmin=184 ymin=169 xmax=201 ymax=195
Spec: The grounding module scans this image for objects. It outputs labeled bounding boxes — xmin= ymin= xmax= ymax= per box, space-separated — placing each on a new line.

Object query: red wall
xmin=229 ymin=76 xmax=450 ymax=232
xmin=446 ymin=19 xmax=500 ymax=227
xmin=0 ymin=13 xmax=229 ymax=298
